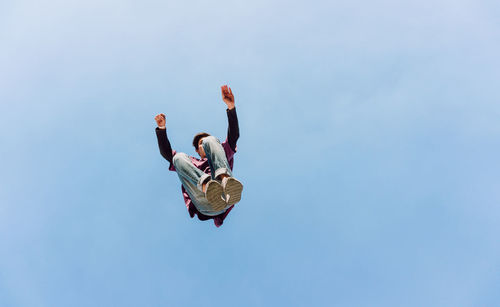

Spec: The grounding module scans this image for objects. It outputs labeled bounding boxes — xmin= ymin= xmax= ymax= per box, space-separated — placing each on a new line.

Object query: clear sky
xmin=1 ymin=0 xmax=499 ymax=306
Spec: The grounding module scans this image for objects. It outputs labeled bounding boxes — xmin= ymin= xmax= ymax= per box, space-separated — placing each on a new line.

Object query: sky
xmin=1 ymin=0 xmax=499 ymax=306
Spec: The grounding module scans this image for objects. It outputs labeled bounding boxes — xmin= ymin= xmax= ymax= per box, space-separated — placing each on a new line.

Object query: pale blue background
xmin=1 ymin=0 xmax=499 ymax=306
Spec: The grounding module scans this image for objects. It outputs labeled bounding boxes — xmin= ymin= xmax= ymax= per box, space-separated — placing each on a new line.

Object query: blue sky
xmin=1 ymin=0 xmax=499 ymax=306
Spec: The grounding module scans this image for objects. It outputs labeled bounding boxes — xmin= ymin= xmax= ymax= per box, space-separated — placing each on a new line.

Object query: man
xmin=154 ymin=85 xmax=243 ymax=227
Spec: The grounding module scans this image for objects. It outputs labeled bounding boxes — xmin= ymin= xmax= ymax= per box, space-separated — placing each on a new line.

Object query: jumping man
xmin=154 ymin=85 xmax=243 ymax=227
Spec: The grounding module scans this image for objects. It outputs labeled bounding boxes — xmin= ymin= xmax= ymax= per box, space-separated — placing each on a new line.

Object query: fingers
xmin=221 ymin=85 xmax=232 ymax=98
xmin=154 ymin=114 xmax=166 ymax=124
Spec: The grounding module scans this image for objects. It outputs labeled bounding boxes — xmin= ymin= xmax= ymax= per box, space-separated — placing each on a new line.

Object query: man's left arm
xmin=221 ymin=85 xmax=239 ymax=152
xmin=226 ymin=107 xmax=239 ymax=152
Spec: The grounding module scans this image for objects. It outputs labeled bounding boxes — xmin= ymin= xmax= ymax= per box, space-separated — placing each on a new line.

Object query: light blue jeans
xmin=172 ymin=136 xmax=233 ymax=216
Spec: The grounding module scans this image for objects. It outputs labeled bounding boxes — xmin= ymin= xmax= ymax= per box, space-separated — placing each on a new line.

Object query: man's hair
xmin=192 ymin=132 xmax=211 ymax=150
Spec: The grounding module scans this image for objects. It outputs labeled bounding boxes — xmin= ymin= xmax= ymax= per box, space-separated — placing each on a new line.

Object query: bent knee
xmin=202 ymin=136 xmax=220 ymax=147
xmin=172 ymin=152 xmax=190 ymax=165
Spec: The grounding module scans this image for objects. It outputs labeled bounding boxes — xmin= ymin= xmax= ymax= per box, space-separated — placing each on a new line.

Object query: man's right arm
xmin=155 ymin=127 xmax=173 ymax=164
xmin=154 ymin=113 xmax=174 ymax=165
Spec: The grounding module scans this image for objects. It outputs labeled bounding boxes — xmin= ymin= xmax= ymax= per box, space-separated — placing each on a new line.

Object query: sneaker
xmin=221 ymin=177 xmax=243 ymax=205
xmin=204 ymin=180 xmax=227 ymax=211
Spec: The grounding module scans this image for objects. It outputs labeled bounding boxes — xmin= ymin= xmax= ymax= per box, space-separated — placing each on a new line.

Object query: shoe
xmin=204 ymin=180 xmax=227 ymax=211
xmin=221 ymin=177 xmax=243 ymax=205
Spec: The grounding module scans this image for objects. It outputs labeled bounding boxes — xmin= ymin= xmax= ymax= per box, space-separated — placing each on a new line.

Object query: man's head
xmin=193 ymin=132 xmax=211 ymax=159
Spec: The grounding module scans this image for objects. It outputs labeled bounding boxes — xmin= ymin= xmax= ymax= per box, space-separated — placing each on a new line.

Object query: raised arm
xmin=221 ymin=85 xmax=239 ymax=152
xmin=154 ymin=113 xmax=174 ymax=163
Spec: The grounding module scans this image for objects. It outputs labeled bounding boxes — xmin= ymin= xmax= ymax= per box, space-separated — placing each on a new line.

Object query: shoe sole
xmin=223 ymin=177 xmax=243 ymax=205
xmin=205 ymin=180 xmax=227 ymax=211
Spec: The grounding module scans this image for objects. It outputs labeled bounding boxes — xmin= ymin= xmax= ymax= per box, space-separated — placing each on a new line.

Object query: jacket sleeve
xmin=226 ymin=107 xmax=239 ymax=152
xmin=155 ymin=127 xmax=174 ymax=164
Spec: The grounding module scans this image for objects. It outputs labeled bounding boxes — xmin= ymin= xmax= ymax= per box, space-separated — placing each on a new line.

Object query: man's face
xmin=196 ymin=137 xmax=207 ymax=159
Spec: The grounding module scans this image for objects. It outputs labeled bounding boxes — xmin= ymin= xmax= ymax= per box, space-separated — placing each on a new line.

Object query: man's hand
xmin=221 ymin=85 xmax=235 ymax=110
xmin=154 ymin=113 xmax=166 ymax=129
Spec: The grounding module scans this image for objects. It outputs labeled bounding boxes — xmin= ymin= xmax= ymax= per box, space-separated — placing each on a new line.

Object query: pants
xmin=172 ymin=136 xmax=233 ymax=216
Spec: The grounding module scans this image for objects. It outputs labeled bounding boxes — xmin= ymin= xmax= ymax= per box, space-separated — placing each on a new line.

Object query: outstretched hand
xmin=154 ymin=113 xmax=166 ymax=129
xmin=221 ymin=85 xmax=235 ymax=109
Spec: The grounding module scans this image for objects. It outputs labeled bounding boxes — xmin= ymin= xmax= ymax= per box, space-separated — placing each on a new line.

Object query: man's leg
xmin=201 ymin=136 xmax=233 ymax=180
xmin=173 ymin=153 xmax=211 ymax=192
xmin=201 ymin=136 xmax=243 ymax=205
xmin=172 ymin=153 xmax=225 ymax=215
